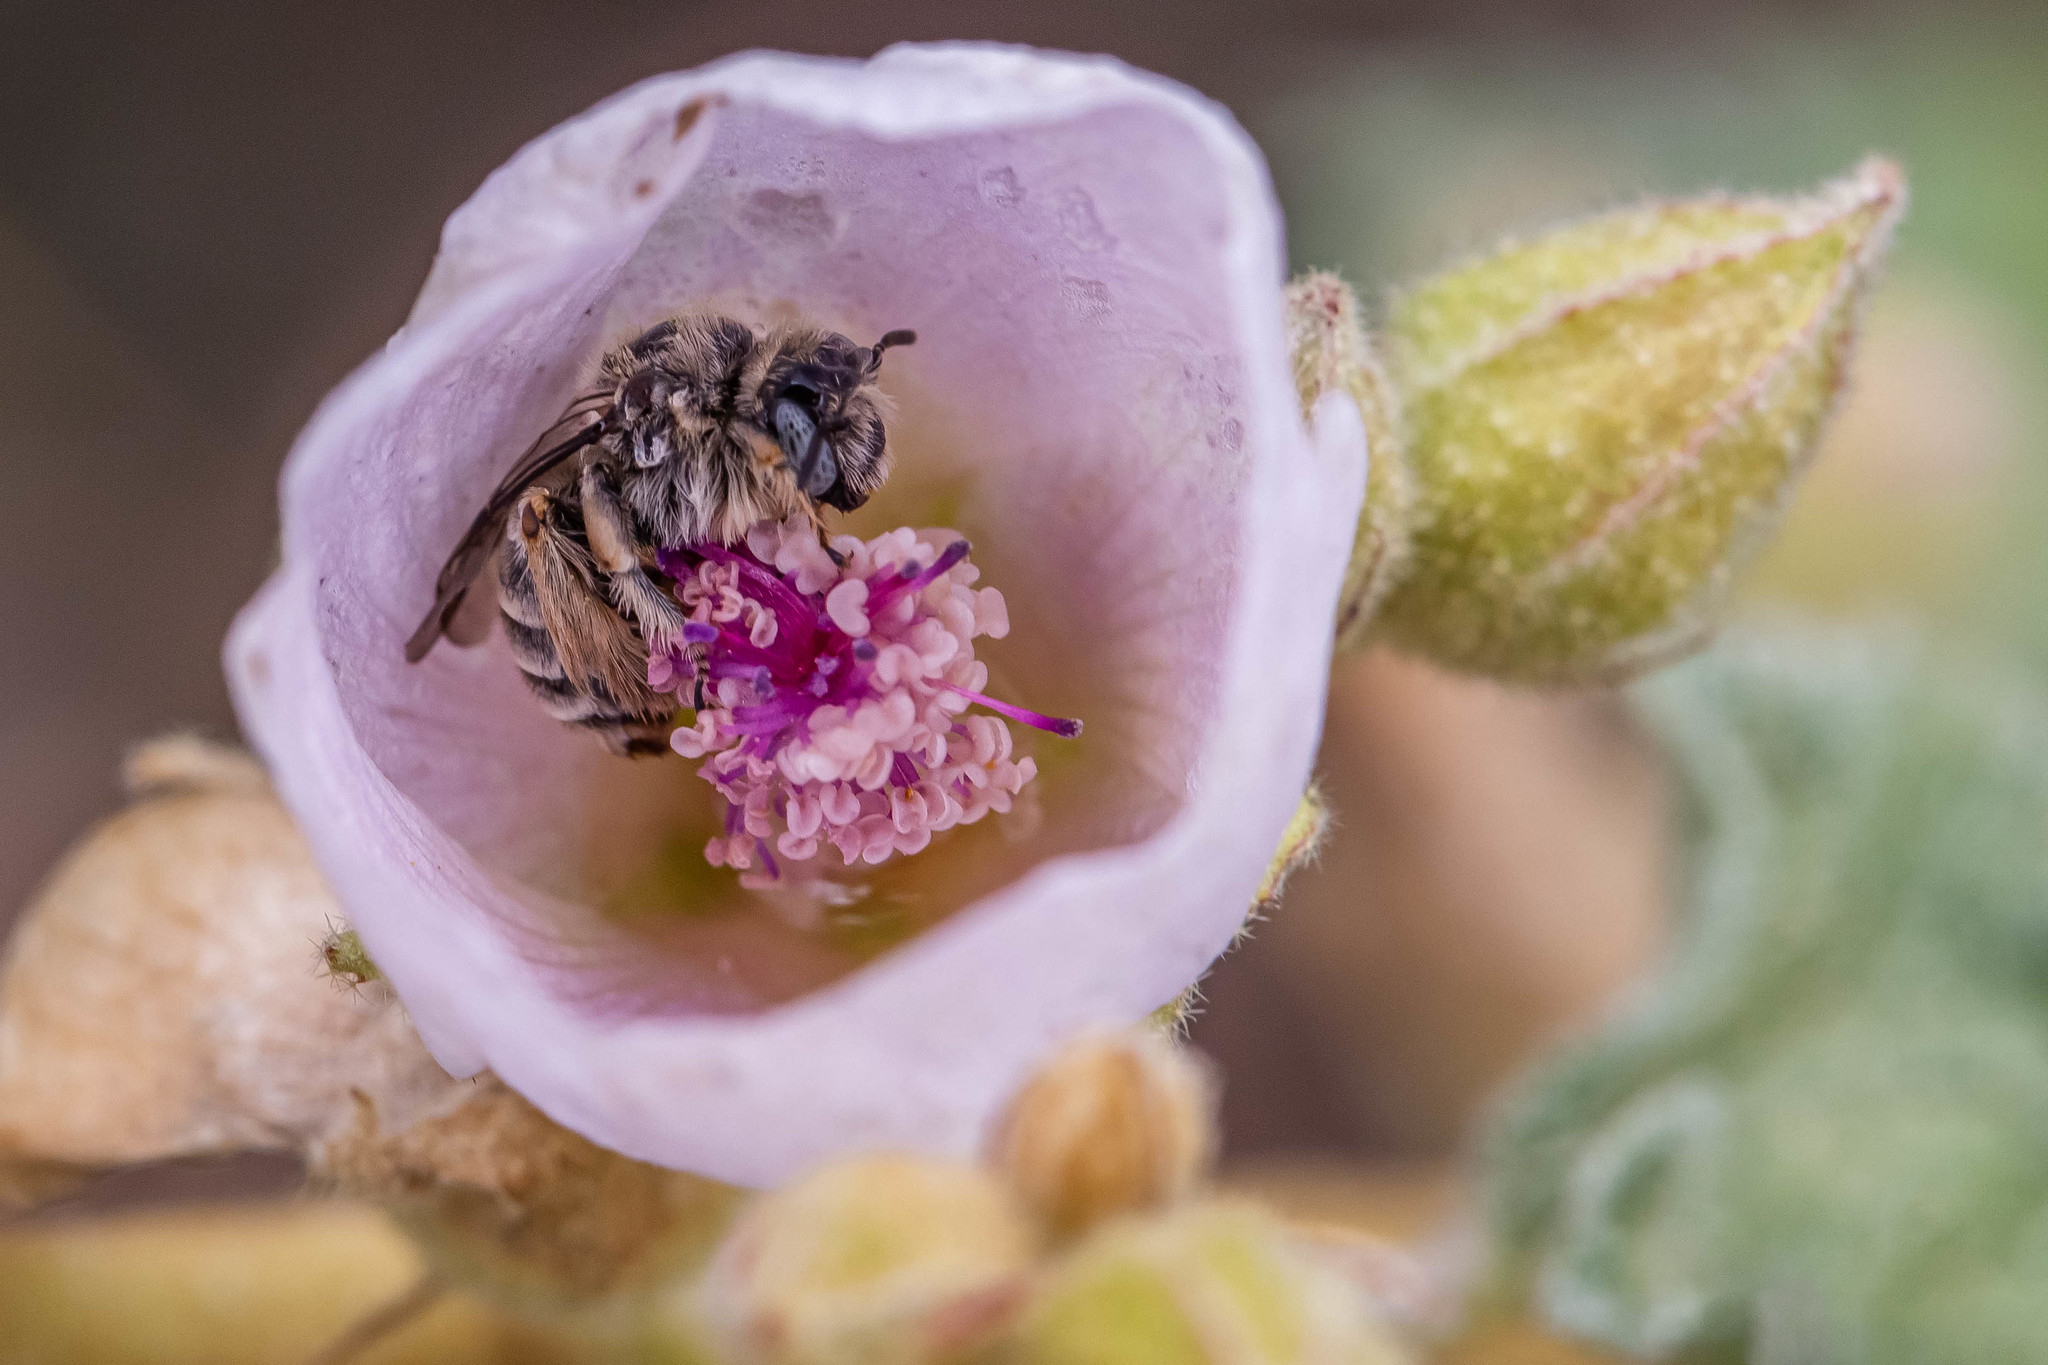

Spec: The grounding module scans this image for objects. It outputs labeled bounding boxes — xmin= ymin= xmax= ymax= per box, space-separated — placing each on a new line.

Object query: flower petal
xmin=228 ymin=43 xmax=1364 ymax=1184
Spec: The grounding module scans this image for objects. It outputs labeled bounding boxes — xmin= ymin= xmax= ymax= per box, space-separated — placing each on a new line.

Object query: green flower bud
xmin=1373 ymin=159 xmax=1905 ymax=682
xmin=687 ymin=1155 xmax=1039 ymax=1365
xmin=1286 ymin=274 xmax=1417 ymax=647
xmin=317 ymin=926 xmax=379 ymax=988
xmin=1150 ymin=785 xmax=1332 ymax=1036
xmin=1001 ymin=1201 xmax=1410 ymax=1365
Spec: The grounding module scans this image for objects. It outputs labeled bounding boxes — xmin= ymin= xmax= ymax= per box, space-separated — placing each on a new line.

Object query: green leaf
xmin=1480 ymin=625 xmax=2048 ymax=1362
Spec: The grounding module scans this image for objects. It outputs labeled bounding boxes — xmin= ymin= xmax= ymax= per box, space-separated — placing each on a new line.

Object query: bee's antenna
xmin=867 ymin=329 xmax=916 ymax=372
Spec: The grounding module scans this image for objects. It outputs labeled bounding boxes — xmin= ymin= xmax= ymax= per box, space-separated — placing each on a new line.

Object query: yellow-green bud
xmin=688 ymin=1155 xmax=1039 ymax=1365
xmin=316 ymin=925 xmax=379 ymax=988
xmin=1151 ymin=785 xmax=1332 ymax=1035
xmin=1374 ymin=158 xmax=1905 ymax=682
xmin=1251 ymin=786 xmax=1329 ymax=924
xmin=999 ymin=1201 xmax=1411 ymax=1365
xmin=1286 ymin=274 xmax=1417 ymax=647
xmin=986 ymin=1033 xmax=1216 ymax=1240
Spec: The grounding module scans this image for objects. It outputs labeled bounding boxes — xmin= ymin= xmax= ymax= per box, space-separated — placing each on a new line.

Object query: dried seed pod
xmin=0 ymin=738 xmax=463 ymax=1187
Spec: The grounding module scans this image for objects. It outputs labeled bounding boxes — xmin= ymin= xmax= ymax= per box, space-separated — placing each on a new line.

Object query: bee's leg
xmin=529 ymin=657 xmax=671 ymax=757
xmin=593 ymin=720 xmax=679 ymax=765
xmin=501 ymin=535 xmax=610 ymax=727
xmin=801 ymin=503 xmax=848 ymax=566
xmin=580 ymin=462 xmax=687 ymax=649
xmin=586 ymin=716 xmax=675 ymax=758
xmin=500 ymin=533 xmax=568 ymax=683
xmin=575 ymin=673 xmax=675 ymax=758
xmin=505 ymin=491 xmax=674 ymax=759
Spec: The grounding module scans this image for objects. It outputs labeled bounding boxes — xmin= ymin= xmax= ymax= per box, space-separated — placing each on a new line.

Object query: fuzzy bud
xmin=999 ymin=1201 xmax=1412 ymax=1365
xmin=688 ymin=1155 xmax=1039 ymax=1365
xmin=1287 ymin=273 xmax=1418 ymax=646
xmin=986 ymin=1033 xmax=1217 ymax=1240
xmin=1140 ymin=787 xmax=1332 ymax=1040
xmin=317 ymin=927 xmax=379 ymax=988
xmin=1373 ymin=158 xmax=1905 ymax=682
xmin=1252 ymin=786 xmax=1330 ymax=923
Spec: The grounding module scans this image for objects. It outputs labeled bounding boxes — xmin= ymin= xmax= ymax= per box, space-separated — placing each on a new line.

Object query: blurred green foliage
xmin=1480 ymin=626 xmax=2048 ymax=1363
xmin=1267 ymin=19 xmax=2048 ymax=1361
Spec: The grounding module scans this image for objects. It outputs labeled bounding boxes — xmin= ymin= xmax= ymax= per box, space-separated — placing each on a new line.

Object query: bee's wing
xmin=403 ymin=395 xmax=612 ymax=663
xmin=440 ymin=552 xmax=505 ymax=648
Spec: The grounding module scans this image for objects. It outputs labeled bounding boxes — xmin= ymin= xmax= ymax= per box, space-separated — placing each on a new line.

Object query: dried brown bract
xmin=0 ymin=738 xmax=465 ymax=1194
xmin=315 ymin=1080 xmax=740 ymax=1311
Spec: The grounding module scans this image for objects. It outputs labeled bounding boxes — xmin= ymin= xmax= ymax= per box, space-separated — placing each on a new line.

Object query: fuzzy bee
xmin=404 ymin=315 xmax=915 ymax=755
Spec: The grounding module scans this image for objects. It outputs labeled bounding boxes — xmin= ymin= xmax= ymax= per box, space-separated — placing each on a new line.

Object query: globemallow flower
xmin=225 ymin=44 xmax=1367 ymax=1185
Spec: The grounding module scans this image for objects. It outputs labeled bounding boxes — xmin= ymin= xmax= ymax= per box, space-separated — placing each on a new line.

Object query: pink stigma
xmin=647 ymin=517 xmax=1080 ymax=879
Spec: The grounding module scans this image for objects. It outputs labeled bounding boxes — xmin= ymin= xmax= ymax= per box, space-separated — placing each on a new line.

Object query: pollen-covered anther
xmin=650 ymin=516 xmax=1079 ymax=878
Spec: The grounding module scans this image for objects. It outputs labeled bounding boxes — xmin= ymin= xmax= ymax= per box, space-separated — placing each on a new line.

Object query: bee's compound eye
xmin=774 ymin=398 xmax=817 ymax=460
xmin=773 ymin=397 xmax=838 ymax=498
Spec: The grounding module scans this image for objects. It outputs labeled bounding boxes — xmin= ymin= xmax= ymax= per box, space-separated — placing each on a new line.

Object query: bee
xmin=404 ymin=315 xmax=915 ymax=755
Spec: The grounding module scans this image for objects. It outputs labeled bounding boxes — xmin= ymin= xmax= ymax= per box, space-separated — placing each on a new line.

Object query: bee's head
xmin=765 ymin=329 xmax=915 ymax=510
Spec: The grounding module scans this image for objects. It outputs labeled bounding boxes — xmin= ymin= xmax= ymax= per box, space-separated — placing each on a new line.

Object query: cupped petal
xmin=228 ymin=43 xmax=1365 ymax=1184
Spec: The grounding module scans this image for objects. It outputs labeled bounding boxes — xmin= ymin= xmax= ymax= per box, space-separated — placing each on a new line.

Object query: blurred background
xmin=3 ymin=0 xmax=2045 ymax=1232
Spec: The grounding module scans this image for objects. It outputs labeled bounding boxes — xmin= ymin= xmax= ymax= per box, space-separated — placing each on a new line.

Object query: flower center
xmin=649 ymin=517 xmax=1080 ymax=884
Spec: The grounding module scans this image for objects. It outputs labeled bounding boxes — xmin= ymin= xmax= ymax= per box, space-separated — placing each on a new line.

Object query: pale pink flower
xmin=226 ymin=43 xmax=1366 ymax=1185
